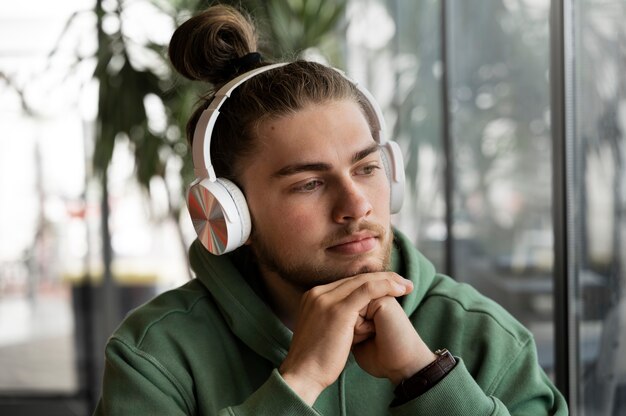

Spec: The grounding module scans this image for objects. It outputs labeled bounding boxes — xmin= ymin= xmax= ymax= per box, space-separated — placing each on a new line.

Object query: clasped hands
xmin=279 ymin=272 xmax=436 ymax=405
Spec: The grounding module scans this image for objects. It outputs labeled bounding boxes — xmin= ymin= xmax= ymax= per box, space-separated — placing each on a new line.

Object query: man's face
xmin=240 ymin=99 xmax=393 ymax=290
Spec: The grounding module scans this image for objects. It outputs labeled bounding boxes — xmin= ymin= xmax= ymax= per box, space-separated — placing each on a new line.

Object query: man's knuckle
xmin=308 ymin=286 xmax=323 ymax=298
xmin=361 ymin=280 xmax=377 ymax=296
xmin=373 ymin=297 xmax=389 ymax=309
xmin=313 ymin=293 xmax=333 ymax=310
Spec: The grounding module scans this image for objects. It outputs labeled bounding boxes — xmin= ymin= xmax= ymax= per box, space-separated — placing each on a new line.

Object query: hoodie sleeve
xmin=389 ymin=354 xmax=568 ymax=416
xmin=94 ymin=338 xmax=320 ymax=416
xmin=93 ymin=337 xmax=194 ymax=416
xmin=218 ymin=370 xmax=320 ymax=416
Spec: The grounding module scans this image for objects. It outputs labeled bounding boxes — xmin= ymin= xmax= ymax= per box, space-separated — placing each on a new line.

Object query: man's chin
xmin=252 ymin=233 xmax=393 ymax=291
xmin=327 ymin=240 xmax=392 ymax=274
xmin=288 ymin=257 xmax=387 ymax=289
xmin=337 ymin=257 xmax=389 ymax=278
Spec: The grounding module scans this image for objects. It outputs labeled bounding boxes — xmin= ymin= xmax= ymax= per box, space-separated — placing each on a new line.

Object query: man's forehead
xmin=245 ymin=100 xmax=378 ymax=176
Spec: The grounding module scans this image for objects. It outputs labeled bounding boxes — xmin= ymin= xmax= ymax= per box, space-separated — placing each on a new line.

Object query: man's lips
xmin=326 ymin=233 xmax=379 ymax=255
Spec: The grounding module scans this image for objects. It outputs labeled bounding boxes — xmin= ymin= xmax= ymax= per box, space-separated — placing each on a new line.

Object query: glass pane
xmin=572 ymin=1 xmax=626 ymax=414
xmin=447 ymin=0 xmax=555 ymax=375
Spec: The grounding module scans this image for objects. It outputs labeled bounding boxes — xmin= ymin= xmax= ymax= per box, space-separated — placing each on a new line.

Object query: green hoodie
xmin=94 ymin=230 xmax=567 ymax=415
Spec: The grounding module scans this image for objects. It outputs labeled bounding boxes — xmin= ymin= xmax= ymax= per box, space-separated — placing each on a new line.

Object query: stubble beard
xmin=251 ymin=221 xmax=393 ymax=291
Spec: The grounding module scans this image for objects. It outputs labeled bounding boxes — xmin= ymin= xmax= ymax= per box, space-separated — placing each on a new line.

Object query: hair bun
xmin=168 ymin=5 xmax=258 ymax=85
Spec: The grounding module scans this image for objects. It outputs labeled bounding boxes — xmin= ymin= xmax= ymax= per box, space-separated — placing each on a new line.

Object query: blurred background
xmin=0 ymin=0 xmax=624 ymax=415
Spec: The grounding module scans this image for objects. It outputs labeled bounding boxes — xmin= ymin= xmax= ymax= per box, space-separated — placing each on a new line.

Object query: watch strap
xmin=391 ymin=349 xmax=457 ymax=406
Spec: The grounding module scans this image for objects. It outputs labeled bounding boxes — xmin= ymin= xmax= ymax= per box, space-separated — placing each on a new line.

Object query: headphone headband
xmin=192 ymin=63 xmax=289 ymax=180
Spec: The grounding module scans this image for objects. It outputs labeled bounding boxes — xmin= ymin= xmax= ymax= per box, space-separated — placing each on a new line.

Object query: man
xmin=94 ymin=5 xmax=567 ymax=415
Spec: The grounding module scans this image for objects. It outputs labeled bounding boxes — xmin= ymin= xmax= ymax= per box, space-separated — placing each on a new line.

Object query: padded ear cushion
xmin=187 ymin=178 xmax=251 ymax=255
xmin=216 ymin=178 xmax=252 ymax=244
xmin=380 ymin=141 xmax=405 ymax=214
xmin=380 ymin=146 xmax=393 ymax=182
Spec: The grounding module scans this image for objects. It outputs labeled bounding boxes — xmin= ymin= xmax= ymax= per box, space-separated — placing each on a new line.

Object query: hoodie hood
xmin=391 ymin=229 xmax=438 ymax=315
xmin=189 ymin=241 xmax=292 ymax=367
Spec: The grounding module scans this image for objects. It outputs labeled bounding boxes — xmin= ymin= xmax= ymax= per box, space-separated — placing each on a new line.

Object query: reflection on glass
xmin=573 ymin=1 xmax=626 ymax=414
xmin=446 ymin=0 xmax=555 ymax=374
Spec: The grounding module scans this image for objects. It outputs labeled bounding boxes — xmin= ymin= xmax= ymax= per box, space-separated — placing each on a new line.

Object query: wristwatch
xmin=392 ymin=348 xmax=457 ymax=406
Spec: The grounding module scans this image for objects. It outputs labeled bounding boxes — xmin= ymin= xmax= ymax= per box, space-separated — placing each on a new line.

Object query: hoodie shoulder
xmin=392 ymin=228 xmax=532 ymax=346
xmin=111 ymin=278 xmax=214 ymax=348
xmin=424 ymin=273 xmax=532 ymax=345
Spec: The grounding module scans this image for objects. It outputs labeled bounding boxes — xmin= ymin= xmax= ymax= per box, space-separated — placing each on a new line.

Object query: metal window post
xmin=440 ymin=0 xmax=455 ymax=278
xmin=550 ymin=0 xmax=578 ymax=411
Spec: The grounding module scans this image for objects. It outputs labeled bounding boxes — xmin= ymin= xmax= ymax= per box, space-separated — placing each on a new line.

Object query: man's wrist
xmin=388 ymin=350 xmax=438 ymax=386
xmin=279 ymin=369 xmax=324 ymax=406
xmin=391 ymin=349 xmax=457 ymax=406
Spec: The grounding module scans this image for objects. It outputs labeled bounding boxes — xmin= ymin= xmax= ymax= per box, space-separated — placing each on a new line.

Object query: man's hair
xmin=168 ymin=5 xmax=370 ymax=183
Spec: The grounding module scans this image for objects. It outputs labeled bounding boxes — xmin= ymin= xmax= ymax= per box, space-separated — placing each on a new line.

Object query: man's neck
xmin=256 ymin=265 xmax=304 ymax=331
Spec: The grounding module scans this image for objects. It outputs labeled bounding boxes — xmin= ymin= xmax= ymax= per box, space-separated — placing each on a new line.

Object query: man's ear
xmin=244 ymin=227 xmax=253 ymax=245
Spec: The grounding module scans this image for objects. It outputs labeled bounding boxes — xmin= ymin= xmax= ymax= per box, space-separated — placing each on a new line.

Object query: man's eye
xmin=357 ymin=164 xmax=381 ymax=176
xmin=293 ymin=180 xmax=323 ymax=193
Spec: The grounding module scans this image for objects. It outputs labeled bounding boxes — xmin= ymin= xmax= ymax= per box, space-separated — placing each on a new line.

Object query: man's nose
xmin=331 ymin=179 xmax=373 ymax=223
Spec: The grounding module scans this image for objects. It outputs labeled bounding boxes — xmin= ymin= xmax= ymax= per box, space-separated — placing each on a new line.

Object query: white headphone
xmin=187 ymin=63 xmax=405 ymax=255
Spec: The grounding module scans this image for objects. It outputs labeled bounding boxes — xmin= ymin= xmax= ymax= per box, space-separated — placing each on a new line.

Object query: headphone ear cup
xmin=380 ymin=141 xmax=405 ymax=214
xmin=216 ymin=177 xmax=252 ymax=243
xmin=187 ymin=178 xmax=251 ymax=255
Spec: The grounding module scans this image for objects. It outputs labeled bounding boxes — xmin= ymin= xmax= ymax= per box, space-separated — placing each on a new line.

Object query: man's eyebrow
xmin=352 ymin=143 xmax=380 ymax=164
xmin=272 ymin=143 xmax=381 ymax=178
xmin=273 ymin=162 xmax=331 ymax=177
